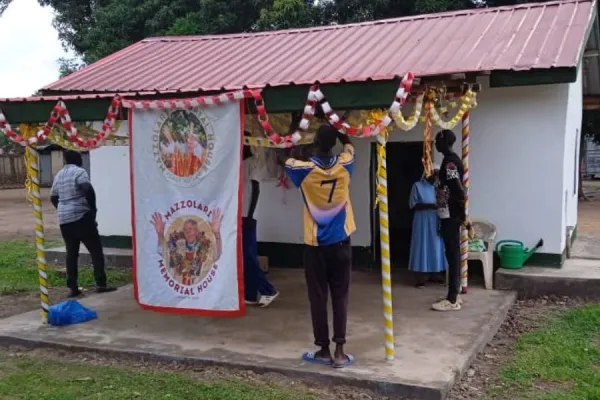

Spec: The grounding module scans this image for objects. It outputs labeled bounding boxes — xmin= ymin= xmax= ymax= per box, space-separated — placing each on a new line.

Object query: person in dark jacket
xmin=431 ymin=130 xmax=466 ymax=311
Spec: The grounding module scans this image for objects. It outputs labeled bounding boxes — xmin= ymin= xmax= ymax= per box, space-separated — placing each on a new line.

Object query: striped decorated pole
xmin=460 ymin=111 xmax=470 ymax=294
xmin=376 ymin=131 xmax=394 ymax=361
xmin=374 ymin=71 xmax=414 ymax=361
xmin=25 ymin=146 xmax=50 ymax=323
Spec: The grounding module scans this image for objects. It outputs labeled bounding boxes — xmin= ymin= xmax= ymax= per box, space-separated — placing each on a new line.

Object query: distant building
xmin=583 ymin=138 xmax=600 ymax=178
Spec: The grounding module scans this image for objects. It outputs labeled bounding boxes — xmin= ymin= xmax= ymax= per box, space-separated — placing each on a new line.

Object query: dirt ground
xmin=0 ymin=288 xmax=71 ymax=319
xmin=0 ymin=188 xmax=59 ymax=240
xmin=0 ymin=345 xmax=386 ymax=400
xmin=578 ymin=183 xmax=600 ymax=236
xmin=447 ymin=296 xmax=584 ymax=400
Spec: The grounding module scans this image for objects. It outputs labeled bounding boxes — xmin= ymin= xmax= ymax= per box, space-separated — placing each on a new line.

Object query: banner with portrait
xmin=129 ymin=100 xmax=244 ymax=316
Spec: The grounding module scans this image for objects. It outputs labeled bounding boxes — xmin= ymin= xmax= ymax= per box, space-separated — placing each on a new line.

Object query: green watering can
xmin=495 ymin=239 xmax=544 ymax=269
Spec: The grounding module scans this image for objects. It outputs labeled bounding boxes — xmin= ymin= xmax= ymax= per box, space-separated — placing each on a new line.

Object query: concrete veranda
xmin=0 ymin=269 xmax=515 ymax=400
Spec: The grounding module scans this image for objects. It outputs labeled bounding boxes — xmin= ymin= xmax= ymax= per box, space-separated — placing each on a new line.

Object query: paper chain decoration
xmin=0 ymin=73 xmax=484 ymax=151
xmin=121 ymin=91 xmax=250 ymax=109
xmin=0 ymin=97 xmax=121 ymax=149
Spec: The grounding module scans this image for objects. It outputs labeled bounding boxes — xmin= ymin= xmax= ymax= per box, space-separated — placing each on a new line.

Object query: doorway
xmin=371 ymin=141 xmax=424 ymax=269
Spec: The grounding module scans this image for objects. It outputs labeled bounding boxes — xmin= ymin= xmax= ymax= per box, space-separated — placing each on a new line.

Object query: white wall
xmin=466 ymin=78 xmax=568 ymax=255
xmin=92 ymin=75 xmax=580 ymax=257
xmin=91 ymin=146 xmax=132 ymax=236
xmin=563 ymin=68 xmax=583 ymax=241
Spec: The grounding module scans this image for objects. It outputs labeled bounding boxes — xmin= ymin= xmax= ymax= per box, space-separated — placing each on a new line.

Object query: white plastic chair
xmin=468 ymin=219 xmax=497 ymax=290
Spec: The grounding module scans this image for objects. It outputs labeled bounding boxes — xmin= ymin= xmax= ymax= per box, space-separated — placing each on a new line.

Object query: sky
xmin=0 ymin=0 xmax=70 ymax=98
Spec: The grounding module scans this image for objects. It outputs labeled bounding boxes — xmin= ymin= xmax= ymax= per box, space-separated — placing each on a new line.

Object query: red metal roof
xmin=44 ymin=0 xmax=596 ymax=93
xmin=0 ymin=91 xmax=170 ymax=103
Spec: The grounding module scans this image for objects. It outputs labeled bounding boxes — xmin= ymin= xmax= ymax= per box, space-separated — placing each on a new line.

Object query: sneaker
xmin=432 ymin=299 xmax=462 ymax=312
xmin=245 ymin=299 xmax=258 ymax=305
xmin=437 ymin=295 xmax=463 ymax=305
xmin=257 ymin=292 xmax=279 ymax=308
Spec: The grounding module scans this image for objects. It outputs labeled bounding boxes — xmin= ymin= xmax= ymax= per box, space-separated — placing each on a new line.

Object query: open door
xmin=370 ymin=141 xmax=424 ymax=269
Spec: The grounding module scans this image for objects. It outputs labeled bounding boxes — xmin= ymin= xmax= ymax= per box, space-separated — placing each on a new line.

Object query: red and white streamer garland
xmin=121 ymin=91 xmax=250 ymax=110
xmin=2 ymin=73 xmax=419 ymax=150
xmin=313 ymin=72 xmax=415 ymax=137
xmin=37 ymin=97 xmax=121 ymax=148
xmin=121 ymin=89 xmax=308 ymax=148
xmin=251 ymin=89 xmax=316 ymax=148
xmin=0 ymin=97 xmax=121 ymax=148
xmin=0 ymin=112 xmax=35 ymax=146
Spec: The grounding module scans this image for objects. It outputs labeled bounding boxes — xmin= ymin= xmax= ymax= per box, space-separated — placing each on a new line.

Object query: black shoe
xmin=96 ymin=286 xmax=117 ymax=294
xmin=68 ymin=289 xmax=83 ymax=298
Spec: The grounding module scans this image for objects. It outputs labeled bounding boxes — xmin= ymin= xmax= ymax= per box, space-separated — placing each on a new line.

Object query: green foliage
xmin=496 ymin=305 xmax=600 ymax=400
xmin=0 ymin=133 xmax=21 ymax=154
xmin=0 ymin=352 xmax=316 ymax=399
xmin=58 ymin=57 xmax=84 ymax=78
xmin=257 ymin=0 xmax=315 ymax=31
xmin=0 ymin=240 xmax=131 ymax=295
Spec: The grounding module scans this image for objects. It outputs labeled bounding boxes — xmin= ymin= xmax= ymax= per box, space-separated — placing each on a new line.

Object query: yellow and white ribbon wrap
xmin=24 ymin=146 xmax=49 ymax=323
xmin=393 ymin=93 xmax=424 ymax=131
xmin=376 ymin=128 xmax=395 ymax=361
xmin=430 ymin=90 xmax=477 ymax=130
xmin=460 ymin=112 xmax=471 ymax=293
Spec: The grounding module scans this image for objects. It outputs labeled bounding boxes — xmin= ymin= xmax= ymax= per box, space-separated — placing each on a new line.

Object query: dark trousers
xmin=440 ymin=218 xmax=461 ymax=303
xmin=304 ymin=238 xmax=352 ymax=347
xmin=59 ymin=211 xmax=107 ymax=291
xmin=242 ymin=217 xmax=276 ymax=301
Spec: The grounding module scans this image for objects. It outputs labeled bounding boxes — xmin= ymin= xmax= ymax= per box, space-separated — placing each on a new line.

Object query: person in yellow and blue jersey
xmin=285 ymin=124 xmax=356 ymax=369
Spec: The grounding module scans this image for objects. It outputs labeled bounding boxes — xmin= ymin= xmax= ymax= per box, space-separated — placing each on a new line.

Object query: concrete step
xmin=46 ymin=247 xmax=270 ymax=272
xmin=495 ymin=258 xmax=600 ymax=300
xmin=46 ymin=247 xmax=132 ymax=269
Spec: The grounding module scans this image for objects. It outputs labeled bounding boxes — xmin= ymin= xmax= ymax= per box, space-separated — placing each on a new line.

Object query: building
xmin=1 ymin=0 xmax=597 ymax=269
xmin=583 ymin=137 xmax=600 ymax=178
xmin=36 ymin=144 xmax=91 ymax=187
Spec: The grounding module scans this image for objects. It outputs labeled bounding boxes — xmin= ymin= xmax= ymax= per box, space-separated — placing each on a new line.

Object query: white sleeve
xmin=247 ymin=157 xmax=261 ymax=181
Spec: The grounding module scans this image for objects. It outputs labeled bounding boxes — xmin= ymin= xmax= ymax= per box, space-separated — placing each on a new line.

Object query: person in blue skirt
xmin=408 ymin=166 xmax=446 ymax=288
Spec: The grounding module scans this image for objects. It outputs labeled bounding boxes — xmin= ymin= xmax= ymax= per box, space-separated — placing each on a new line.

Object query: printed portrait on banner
xmin=149 ymin=200 xmax=223 ymax=294
xmin=153 ymin=109 xmax=216 ymax=187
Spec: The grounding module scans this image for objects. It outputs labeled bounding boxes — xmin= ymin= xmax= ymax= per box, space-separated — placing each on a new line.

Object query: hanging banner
xmin=128 ymin=100 xmax=244 ymax=316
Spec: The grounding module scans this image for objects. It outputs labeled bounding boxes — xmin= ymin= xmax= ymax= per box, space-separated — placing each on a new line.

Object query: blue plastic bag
xmin=48 ymin=300 xmax=98 ymax=327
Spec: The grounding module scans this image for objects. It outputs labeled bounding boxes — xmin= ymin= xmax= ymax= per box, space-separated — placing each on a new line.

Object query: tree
xmin=58 ymin=57 xmax=84 ymax=78
xmin=256 ymin=0 xmax=315 ymax=31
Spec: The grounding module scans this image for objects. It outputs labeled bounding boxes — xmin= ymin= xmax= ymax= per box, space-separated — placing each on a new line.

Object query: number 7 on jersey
xmin=320 ymin=179 xmax=338 ymax=203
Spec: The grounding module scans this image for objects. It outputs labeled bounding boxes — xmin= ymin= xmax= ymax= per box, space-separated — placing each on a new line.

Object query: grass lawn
xmin=0 ymin=240 xmax=131 ymax=295
xmin=0 ymin=353 xmax=315 ymax=400
xmin=496 ymin=304 xmax=600 ymax=400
